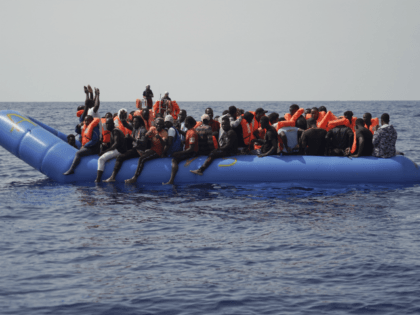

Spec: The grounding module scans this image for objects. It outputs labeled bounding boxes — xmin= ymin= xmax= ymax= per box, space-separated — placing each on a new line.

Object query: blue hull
xmin=1 ymin=110 xmax=419 ymax=184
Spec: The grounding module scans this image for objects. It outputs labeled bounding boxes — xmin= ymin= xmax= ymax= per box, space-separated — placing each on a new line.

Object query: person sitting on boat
xmin=226 ymin=106 xmax=245 ymax=149
xmin=363 ymin=113 xmax=379 ymax=134
xmin=325 ymin=122 xmax=354 ymax=156
xmin=125 ymin=118 xmax=168 ymax=184
xmin=104 ymin=116 xmax=148 ymax=182
xmin=143 ymin=85 xmax=154 ymax=109
xmin=238 ymin=111 xmax=255 ymax=150
xmin=163 ymin=116 xmax=199 ymax=185
xmin=268 ymin=112 xmax=280 ymax=126
xmin=134 ymin=108 xmax=154 ymax=130
xmin=100 ymin=112 xmax=113 ymax=153
xmin=218 ymin=106 xmax=243 ymax=148
xmin=113 ymin=109 xmax=131 ymax=136
xmin=285 ymin=104 xmax=307 ymax=130
xmin=249 ymin=116 xmax=278 ymax=157
xmin=64 ymin=115 xmax=100 ymax=175
xmin=300 ymin=118 xmax=327 ymax=156
xmin=278 ymin=120 xmax=305 ymax=155
xmin=95 ymin=118 xmax=127 ymax=182
xmin=195 ymin=108 xmax=220 ymax=134
xmin=350 ymin=118 xmax=373 ymax=158
xmin=67 ymin=134 xmax=78 ymax=149
xmin=190 ymin=116 xmax=238 ymax=176
xmin=164 ymin=115 xmax=183 ymax=157
xmin=372 ymin=113 xmax=397 ymax=158
xmin=196 ymin=114 xmax=215 ymax=156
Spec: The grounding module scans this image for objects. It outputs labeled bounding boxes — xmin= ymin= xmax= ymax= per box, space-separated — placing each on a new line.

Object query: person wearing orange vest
xmin=125 ymin=118 xmax=168 ymax=184
xmin=113 ymin=109 xmax=132 ymax=136
xmin=309 ymin=107 xmax=332 ymax=129
xmin=239 ymin=112 xmax=255 ymax=149
xmin=99 ymin=112 xmax=113 ymax=153
xmin=163 ymin=116 xmax=199 ymax=185
xmin=247 ymin=107 xmax=267 ymax=150
xmin=284 ymin=104 xmax=307 ymax=130
xmin=64 ymin=115 xmax=100 ymax=175
xmin=195 ymin=108 xmax=221 ymax=133
xmin=249 ymin=116 xmax=278 ymax=157
xmin=134 ymin=108 xmax=154 ymax=131
xmin=363 ymin=113 xmax=379 ymax=134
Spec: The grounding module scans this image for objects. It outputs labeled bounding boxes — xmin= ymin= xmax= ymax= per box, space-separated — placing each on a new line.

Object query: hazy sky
xmin=1 ymin=0 xmax=419 ymax=102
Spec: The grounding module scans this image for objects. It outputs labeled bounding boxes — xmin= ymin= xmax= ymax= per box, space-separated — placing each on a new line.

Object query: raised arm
xmin=92 ymin=88 xmax=100 ymax=113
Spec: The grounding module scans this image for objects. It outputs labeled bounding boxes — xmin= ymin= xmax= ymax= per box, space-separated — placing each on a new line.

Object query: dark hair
xmin=307 ymin=118 xmax=317 ymax=127
xmin=221 ymin=116 xmax=230 ymax=123
xmin=260 ymin=116 xmax=269 ymax=124
xmin=344 ymin=111 xmax=353 ymax=124
xmin=243 ymin=112 xmax=254 ymax=121
xmin=179 ymin=109 xmax=186 ymax=115
xmin=133 ymin=116 xmax=145 ymax=127
xmin=185 ymin=116 xmax=196 ymax=127
xmin=77 ymin=105 xmax=84 ymax=111
xmin=222 ymin=110 xmax=229 ymax=115
xmin=278 ymin=117 xmax=286 ymax=122
xmin=113 ymin=113 xmax=118 ymax=118
xmin=355 ymin=118 xmax=365 ymax=126
xmin=67 ymin=134 xmax=75 ymax=140
xmin=229 ymin=106 xmax=237 ymax=116
xmin=205 ymin=107 xmax=213 ymax=113
xmin=381 ymin=113 xmax=390 ymax=124
xmin=364 ymin=112 xmax=372 ymax=120
xmin=311 ymin=107 xmax=319 ymax=112
xmin=319 ymin=106 xmax=327 ymax=112
xmin=268 ymin=112 xmax=279 ymax=123
xmin=295 ymin=118 xmax=307 ymax=130
xmin=290 ymin=104 xmax=299 ymax=111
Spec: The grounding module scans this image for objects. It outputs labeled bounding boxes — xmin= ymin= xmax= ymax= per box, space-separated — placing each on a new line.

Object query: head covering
xmin=201 ymin=114 xmax=210 ymax=121
xmin=164 ymin=115 xmax=174 ymax=123
xmin=164 ymin=91 xmax=169 ymax=95
xmin=146 ymin=85 xmax=150 ymax=88
xmin=255 ymin=108 xmax=268 ymax=115
xmin=118 ymin=108 xmax=127 ymax=120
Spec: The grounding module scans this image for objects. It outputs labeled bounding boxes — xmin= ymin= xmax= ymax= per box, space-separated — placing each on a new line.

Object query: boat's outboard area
xmin=1 ymin=109 xmax=419 ymax=185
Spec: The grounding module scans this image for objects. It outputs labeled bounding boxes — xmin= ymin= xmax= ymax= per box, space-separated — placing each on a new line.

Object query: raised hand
xmin=87 ymin=85 xmax=93 ymax=94
xmin=84 ymin=86 xmax=88 ymax=94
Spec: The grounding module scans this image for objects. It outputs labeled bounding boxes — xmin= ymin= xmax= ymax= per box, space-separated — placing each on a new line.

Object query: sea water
xmin=0 ymin=101 xmax=419 ymax=315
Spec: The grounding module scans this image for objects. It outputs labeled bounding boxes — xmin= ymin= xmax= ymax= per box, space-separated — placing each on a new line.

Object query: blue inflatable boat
xmin=0 ymin=110 xmax=419 ymax=185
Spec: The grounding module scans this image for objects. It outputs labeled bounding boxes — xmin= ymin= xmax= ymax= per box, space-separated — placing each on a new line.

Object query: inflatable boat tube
xmin=1 ymin=110 xmax=419 ymax=185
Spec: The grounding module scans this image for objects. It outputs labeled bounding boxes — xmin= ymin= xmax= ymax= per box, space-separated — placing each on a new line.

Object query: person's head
xmin=146 ymin=85 xmax=150 ymax=90
xmin=363 ymin=112 xmax=372 ymax=125
xmin=289 ymin=104 xmax=300 ymax=115
xmin=155 ymin=113 xmax=163 ymax=119
xmin=319 ymin=106 xmax=327 ymax=113
xmin=222 ymin=110 xmax=229 ymax=115
xmin=104 ymin=112 xmax=112 ymax=119
xmin=86 ymin=99 xmax=94 ymax=109
xmin=141 ymin=109 xmax=149 ymax=120
xmin=128 ymin=111 xmax=135 ymax=122
xmin=205 ymin=108 xmax=214 ymax=120
xmin=229 ymin=106 xmax=237 ymax=118
xmin=113 ymin=113 xmax=118 ymax=118
xmin=155 ymin=118 xmax=164 ymax=131
xmin=84 ymin=115 xmax=93 ymax=126
xmin=260 ymin=116 xmax=270 ymax=129
xmin=221 ymin=116 xmax=231 ymax=132
xmin=355 ymin=118 xmax=365 ymax=129
xmin=305 ymin=108 xmax=312 ymax=115
xmin=311 ymin=107 xmax=319 ymax=121
xmin=164 ymin=115 xmax=174 ymax=129
xmin=77 ymin=105 xmax=84 ymax=111
xmin=295 ymin=117 xmax=307 ymax=130
xmin=184 ymin=116 xmax=196 ymax=130
xmin=201 ymin=114 xmax=210 ymax=125
xmin=164 ymin=91 xmax=169 ymax=97
xmin=381 ymin=113 xmax=390 ymax=125
xmin=133 ymin=116 xmax=144 ymax=129
xmin=67 ymin=134 xmax=76 ymax=146
xmin=243 ymin=111 xmax=254 ymax=124
xmin=268 ymin=112 xmax=279 ymax=124
xmin=237 ymin=108 xmax=244 ymax=116
xmin=255 ymin=108 xmax=268 ymax=121
xmin=118 ymin=108 xmax=128 ymax=120
xmin=278 ymin=117 xmax=286 ymax=122
xmin=344 ymin=111 xmax=353 ymax=124
xmin=105 ymin=117 xmax=115 ymax=131
xmin=178 ymin=109 xmax=187 ymax=122
xmin=307 ymin=118 xmax=317 ymax=128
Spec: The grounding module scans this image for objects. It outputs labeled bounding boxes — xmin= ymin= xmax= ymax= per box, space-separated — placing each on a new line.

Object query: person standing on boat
xmin=143 ymin=85 xmax=154 ymax=109
xmin=125 ymin=118 xmax=168 ymax=184
xmin=300 ymin=118 xmax=327 ymax=156
xmin=190 ymin=116 xmax=238 ymax=176
xmin=64 ymin=115 xmax=101 ymax=175
xmin=249 ymin=116 xmax=278 ymax=157
xmin=196 ymin=114 xmax=215 ymax=156
xmin=95 ymin=118 xmax=127 ymax=182
xmin=350 ymin=119 xmax=373 ymax=158
xmin=163 ymin=116 xmax=199 ymax=185
xmin=372 ymin=113 xmax=397 ymax=158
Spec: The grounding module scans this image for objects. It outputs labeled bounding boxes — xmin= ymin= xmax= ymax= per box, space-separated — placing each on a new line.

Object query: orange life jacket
xmin=113 ymin=116 xmax=132 ymax=136
xmin=171 ymin=100 xmax=180 ymax=120
xmin=305 ymin=113 xmax=312 ymax=119
xmin=326 ymin=116 xmax=358 ymax=153
xmin=81 ymin=118 xmax=100 ymax=146
xmin=100 ymin=118 xmax=111 ymax=143
xmin=77 ymin=109 xmax=84 ymax=118
xmin=284 ymin=108 xmax=305 ymax=122
xmin=136 ymin=99 xmax=142 ymax=109
xmin=275 ymin=121 xmax=296 ymax=151
xmin=153 ymin=100 xmax=172 ymax=117
xmin=213 ymin=135 xmax=218 ymax=149
xmin=365 ymin=117 xmax=379 ymax=134
xmin=248 ymin=111 xmax=265 ymax=149
xmin=240 ymin=117 xmax=253 ymax=146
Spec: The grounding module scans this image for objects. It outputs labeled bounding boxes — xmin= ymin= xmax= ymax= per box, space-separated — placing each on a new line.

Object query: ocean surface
xmin=1 ymin=101 xmax=420 ymax=315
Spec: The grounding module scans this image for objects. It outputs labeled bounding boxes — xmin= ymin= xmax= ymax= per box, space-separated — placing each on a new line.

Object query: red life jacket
xmin=100 ymin=118 xmax=111 ymax=143
xmin=77 ymin=109 xmax=84 ymax=118
xmin=365 ymin=117 xmax=379 ymax=134
xmin=113 ymin=116 xmax=131 ymax=136
xmin=81 ymin=118 xmax=100 ymax=146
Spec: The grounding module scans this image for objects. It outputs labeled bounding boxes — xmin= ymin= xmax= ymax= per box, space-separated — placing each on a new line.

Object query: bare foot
xmin=162 ymin=181 xmax=174 ymax=185
xmin=125 ymin=177 xmax=137 ymax=184
xmin=190 ymin=169 xmax=203 ymax=176
xmin=103 ymin=177 xmax=115 ymax=183
xmin=63 ymin=169 xmax=74 ymax=176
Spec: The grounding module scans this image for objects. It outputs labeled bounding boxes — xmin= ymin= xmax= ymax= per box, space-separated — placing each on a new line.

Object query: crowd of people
xmin=63 ymin=85 xmax=399 ymax=184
